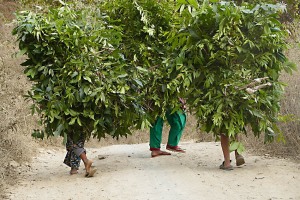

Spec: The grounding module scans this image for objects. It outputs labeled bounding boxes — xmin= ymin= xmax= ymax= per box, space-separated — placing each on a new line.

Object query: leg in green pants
xmin=166 ymin=110 xmax=186 ymax=147
xmin=149 ymin=110 xmax=186 ymax=155
xmin=149 ymin=116 xmax=164 ymax=151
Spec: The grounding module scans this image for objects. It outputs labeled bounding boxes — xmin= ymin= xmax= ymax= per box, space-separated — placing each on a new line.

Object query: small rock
xmin=9 ymin=161 xmax=19 ymax=168
xmin=98 ymin=155 xmax=106 ymax=160
xmin=47 ymin=150 xmax=53 ymax=154
xmin=23 ymin=162 xmax=31 ymax=167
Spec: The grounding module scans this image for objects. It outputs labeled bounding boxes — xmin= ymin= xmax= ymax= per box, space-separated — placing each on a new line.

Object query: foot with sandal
xmin=83 ymin=159 xmax=97 ymax=178
xmin=166 ymin=144 xmax=186 ymax=153
xmin=235 ymin=152 xmax=245 ymax=167
xmin=70 ymin=168 xmax=79 ymax=175
xmin=220 ymin=134 xmax=246 ymax=170
xmin=151 ymin=144 xmax=186 ymax=157
xmin=219 ymin=154 xmax=246 ymax=170
xmin=69 ymin=158 xmax=97 ymax=177
xmin=64 ymin=133 xmax=97 ymax=177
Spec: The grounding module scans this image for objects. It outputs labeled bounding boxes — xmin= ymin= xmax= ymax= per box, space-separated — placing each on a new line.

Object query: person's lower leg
xmin=80 ymin=153 xmax=92 ymax=173
xmin=221 ymin=134 xmax=231 ymax=167
xmin=166 ymin=113 xmax=184 ymax=147
xmin=150 ymin=117 xmax=163 ymax=150
xmin=235 ymin=150 xmax=239 ymax=157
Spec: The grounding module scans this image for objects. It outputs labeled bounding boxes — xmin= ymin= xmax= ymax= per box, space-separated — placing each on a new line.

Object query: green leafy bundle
xmin=12 ymin=0 xmax=183 ymax=141
xmin=99 ymin=0 xmax=185 ymax=119
xmin=167 ymin=0 xmax=296 ymax=145
xmin=12 ymin=5 xmax=148 ymax=141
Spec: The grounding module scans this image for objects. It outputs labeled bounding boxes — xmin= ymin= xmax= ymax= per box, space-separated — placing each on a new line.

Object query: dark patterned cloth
xmin=63 ymin=134 xmax=85 ymax=170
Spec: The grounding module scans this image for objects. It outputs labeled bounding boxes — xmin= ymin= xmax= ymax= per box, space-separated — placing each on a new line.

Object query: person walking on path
xmin=149 ymin=98 xmax=187 ymax=157
xmin=63 ymin=132 xmax=97 ymax=177
xmin=219 ymin=134 xmax=245 ymax=170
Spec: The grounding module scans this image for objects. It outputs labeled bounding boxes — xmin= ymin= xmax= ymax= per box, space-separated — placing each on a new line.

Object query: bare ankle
xmin=70 ymin=168 xmax=78 ymax=175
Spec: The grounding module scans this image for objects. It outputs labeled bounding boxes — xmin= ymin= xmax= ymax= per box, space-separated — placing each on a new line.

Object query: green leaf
xmin=63 ymin=132 xmax=67 ymax=145
xmin=69 ymin=117 xmax=77 ymax=125
xmin=77 ymin=117 xmax=82 ymax=126
xmin=118 ymin=74 xmax=128 ymax=78
xmin=136 ymin=66 xmax=148 ymax=73
xmin=187 ymin=0 xmax=198 ymax=8
xmin=17 ymin=48 xmax=27 ymax=56
xmin=83 ymin=76 xmax=92 ymax=83
xmin=230 ymin=141 xmax=245 ymax=154
xmin=69 ymin=109 xmax=78 ymax=117
xmin=53 ymin=124 xmax=64 ymax=137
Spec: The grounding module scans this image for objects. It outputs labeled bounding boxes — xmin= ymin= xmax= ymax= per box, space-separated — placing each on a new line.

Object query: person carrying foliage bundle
xmin=149 ymin=98 xmax=187 ymax=157
xmin=63 ymin=132 xmax=97 ymax=177
xmin=219 ymin=135 xmax=245 ymax=170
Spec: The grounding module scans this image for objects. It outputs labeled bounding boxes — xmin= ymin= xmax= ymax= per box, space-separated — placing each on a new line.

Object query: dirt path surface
xmin=6 ymin=142 xmax=300 ymax=200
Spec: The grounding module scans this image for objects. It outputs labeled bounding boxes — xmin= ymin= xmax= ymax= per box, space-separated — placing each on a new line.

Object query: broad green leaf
xmin=53 ymin=124 xmax=64 ymax=137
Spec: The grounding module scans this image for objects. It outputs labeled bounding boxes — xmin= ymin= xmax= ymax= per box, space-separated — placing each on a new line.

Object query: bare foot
xmin=84 ymin=160 xmax=97 ymax=177
xmin=151 ymin=150 xmax=171 ymax=158
xmin=69 ymin=168 xmax=78 ymax=175
xmin=84 ymin=159 xmax=93 ymax=174
xmin=85 ymin=168 xmax=97 ymax=178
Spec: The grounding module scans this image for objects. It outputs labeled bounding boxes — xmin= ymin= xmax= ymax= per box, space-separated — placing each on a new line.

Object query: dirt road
xmin=7 ymin=142 xmax=300 ymax=200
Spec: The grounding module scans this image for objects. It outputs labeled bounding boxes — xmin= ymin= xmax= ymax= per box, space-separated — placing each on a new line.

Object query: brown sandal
xmin=236 ymin=155 xmax=245 ymax=166
xmin=219 ymin=161 xmax=233 ymax=171
xmin=85 ymin=168 xmax=97 ymax=178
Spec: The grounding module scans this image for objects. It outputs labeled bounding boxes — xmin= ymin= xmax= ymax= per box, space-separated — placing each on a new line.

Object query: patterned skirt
xmin=63 ymin=134 xmax=86 ymax=169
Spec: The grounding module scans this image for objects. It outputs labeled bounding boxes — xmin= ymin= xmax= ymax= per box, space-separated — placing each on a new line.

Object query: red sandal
xmin=166 ymin=145 xmax=186 ymax=153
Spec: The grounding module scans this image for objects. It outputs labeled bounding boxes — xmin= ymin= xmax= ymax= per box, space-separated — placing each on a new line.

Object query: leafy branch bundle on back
xmin=12 ymin=0 xmax=180 ymax=143
xmin=167 ymin=0 xmax=296 ymax=152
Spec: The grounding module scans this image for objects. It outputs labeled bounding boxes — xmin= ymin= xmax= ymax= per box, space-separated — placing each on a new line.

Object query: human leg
xmin=72 ymin=141 xmax=97 ymax=177
xmin=166 ymin=110 xmax=186 ymax=152
xmin=150 ymin=117 xmax=164 ymax=150
xmin=235 ymin=150 xmax=245 ymax=166
xmin=233 ymin=135 xmax=245 ymax=166
xmin=220 ymin=134 xmax=233 ymax=170
xmin=64 ymin=136 xmax=81 ymax=175
xmin=78 ymin=152 xmax=96 ymax=177
xmin=64 ymin=133 xmax=96 ymax=176
xmin=150 ymin=117 xmax=171 ymax=157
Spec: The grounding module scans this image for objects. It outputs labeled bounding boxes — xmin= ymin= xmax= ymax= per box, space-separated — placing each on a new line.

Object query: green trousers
xmin=149 ymin=110 xmax=186 ymax=150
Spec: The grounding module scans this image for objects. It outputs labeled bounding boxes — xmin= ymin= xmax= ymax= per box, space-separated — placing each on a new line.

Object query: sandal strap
xmin=166 ymin=145 xmax=186 ymax=152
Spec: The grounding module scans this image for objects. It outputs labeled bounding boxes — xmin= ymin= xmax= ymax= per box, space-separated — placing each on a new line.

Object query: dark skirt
xmin=63 ymin=133 xmax=86 ymax=169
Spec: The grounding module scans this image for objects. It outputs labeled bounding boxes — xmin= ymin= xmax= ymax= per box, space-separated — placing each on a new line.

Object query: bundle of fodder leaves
xmin=165 ymin=0 xmax=296 ymax=152
xmin=12 ymin=0 xmax=182 ymax=142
